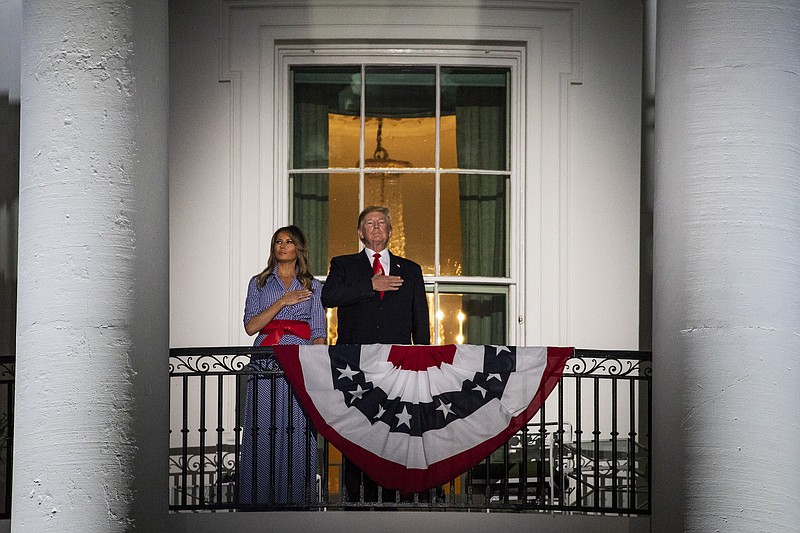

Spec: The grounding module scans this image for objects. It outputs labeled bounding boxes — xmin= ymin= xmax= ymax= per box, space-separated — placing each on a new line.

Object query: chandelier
xmin=362 ymin=117 xmax=410 ymax=256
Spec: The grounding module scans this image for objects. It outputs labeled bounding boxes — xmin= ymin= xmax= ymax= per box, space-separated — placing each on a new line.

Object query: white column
xmin=653 ymin=1 xmax=800 ymax=532
xmin=13 ymin=1 xmax=168 ymax=531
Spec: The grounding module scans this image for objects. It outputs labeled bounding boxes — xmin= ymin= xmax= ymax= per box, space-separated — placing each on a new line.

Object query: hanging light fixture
xmin=364 ymin=117 xmax=412 ymax=170
xmin=362 ymin=117 xmax=411 ymax=256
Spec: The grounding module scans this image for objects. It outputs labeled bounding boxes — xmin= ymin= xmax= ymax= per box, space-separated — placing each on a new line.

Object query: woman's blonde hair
xmin=255 ymin=225 xmax=314 ymax=290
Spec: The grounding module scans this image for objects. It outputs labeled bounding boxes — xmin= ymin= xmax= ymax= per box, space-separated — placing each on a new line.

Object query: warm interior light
xmin=326 ymin=308 xmax=337 ymax=344
xmin=435 ymin=308 xmax=444 ymax=345
xmin=363 ymin=117 xmax=411 ymax=257
xmin=326 ymin=113 xmax=462 ymax=277
xmin=456 ymin=310 xmax=466 ymax=345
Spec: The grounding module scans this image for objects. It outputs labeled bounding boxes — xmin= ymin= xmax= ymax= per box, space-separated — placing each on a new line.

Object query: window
xmin=290 ymin=64 xmax=512 ymax=345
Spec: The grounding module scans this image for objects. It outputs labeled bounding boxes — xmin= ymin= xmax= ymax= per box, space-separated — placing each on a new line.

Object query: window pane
xmin=326 ymin=172 xmax=361 ymax=260
xmin=440 ymin=114 xmax=458 ymax=169
xmin=328 ymin=113 xmax=361 ymax=169
xmin=292 ymin=66 xmax=510 ymax=279
xmin=326 ymin=287 xmax=506 ymax=346
xmin=365 ymin=172 xmax=435 ymax=275
xmin=292 ymin=172 xmax=360 ymax=276
xmin=442 ymin=173 xmax=509 ymax=277
xmin=365 ymin=66 xmax=436 ymax=168
xmin=291 ymin=67 xmax=361 ymax=170
xmin=440 ymin=67 xmax=509 ymax=171
xmin=325 ymin=306 xmax=339 ymax=346
xmin=439 ymin=172 xmax=463 ymax=276
xmin=433 ymin=289 xmax=507 ymax=345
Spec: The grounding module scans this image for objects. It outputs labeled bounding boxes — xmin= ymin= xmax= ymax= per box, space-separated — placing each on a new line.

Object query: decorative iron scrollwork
xmin=170 ymin=354 xmax=252 ymax=375
xmin=564 ymin=356 xmax=650 ymax=377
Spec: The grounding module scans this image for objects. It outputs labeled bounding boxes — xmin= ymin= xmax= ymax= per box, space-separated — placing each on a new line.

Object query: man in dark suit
xmin=321 ymin=205 xmax=430 ymax=503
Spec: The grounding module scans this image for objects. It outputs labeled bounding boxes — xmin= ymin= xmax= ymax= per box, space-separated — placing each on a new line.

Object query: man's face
xmin=359 ymin=211 xmax=390 ymax=252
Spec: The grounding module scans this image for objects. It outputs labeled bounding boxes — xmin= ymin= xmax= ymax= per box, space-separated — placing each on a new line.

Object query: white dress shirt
xmin=364 ymin=247 xmax=390 ymax=274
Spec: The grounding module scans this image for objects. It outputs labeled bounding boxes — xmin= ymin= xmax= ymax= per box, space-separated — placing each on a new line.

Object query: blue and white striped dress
xmin=239 ymin=268 xmax=325 ymax=505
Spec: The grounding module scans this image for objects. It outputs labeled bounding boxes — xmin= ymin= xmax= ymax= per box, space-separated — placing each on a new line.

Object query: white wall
xmin=568 ymin=1 xmax=642 ymax=350
xmin=169 ymin=0 xmax=234 ymax=347
xmin=168 ymin=0 xmax=643 ymax=351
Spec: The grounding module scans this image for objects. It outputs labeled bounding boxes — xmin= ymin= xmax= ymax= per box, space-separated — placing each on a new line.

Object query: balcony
xmin=168 ymin=347 xmax=651 ymax=515
xmin=0 ymin=350 xmax=649 ymax=531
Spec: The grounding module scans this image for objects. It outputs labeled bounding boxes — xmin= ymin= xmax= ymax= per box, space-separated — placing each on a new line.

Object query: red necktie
xmin=372 ymin=252 xmax=384 ymax=299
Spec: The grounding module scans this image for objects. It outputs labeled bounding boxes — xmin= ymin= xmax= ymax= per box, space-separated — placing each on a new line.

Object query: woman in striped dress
xmin=239 ymin=225 xmax=326 ymax=506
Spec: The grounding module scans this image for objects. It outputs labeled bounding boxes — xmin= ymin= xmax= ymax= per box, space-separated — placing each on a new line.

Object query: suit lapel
xmin=383 ymin=252 xmax=403 ymax=300
xmin=358 ymin=249 xmax=374 ymax=277
xmin=388 ymin=251 xmax=401 ymax=276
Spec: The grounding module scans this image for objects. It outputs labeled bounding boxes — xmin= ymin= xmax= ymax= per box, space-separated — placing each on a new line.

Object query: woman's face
xmin=273 ymin=231 xmax=298 ymax=263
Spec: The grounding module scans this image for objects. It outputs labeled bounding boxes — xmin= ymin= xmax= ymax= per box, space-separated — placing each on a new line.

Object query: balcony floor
xmin=167 ymin=510 xmax=650 ymax=533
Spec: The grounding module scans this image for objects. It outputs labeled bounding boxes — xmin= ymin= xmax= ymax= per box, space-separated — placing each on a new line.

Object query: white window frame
xmin=275 ymin=43 xmax=526 ymax=345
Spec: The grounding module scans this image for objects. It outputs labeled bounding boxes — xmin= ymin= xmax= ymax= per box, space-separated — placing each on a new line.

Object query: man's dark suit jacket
xmin=321 ymin=249 xmax=431 ymax=503
xmin=321 ymin=250 xmax=430 ymax=345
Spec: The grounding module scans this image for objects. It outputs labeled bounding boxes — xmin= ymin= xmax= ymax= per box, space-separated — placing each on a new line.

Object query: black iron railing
xmin=0 ymin=356 xmax=14 ymax=519
xmin=169 ymin=347 xmax=651 ymax=513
